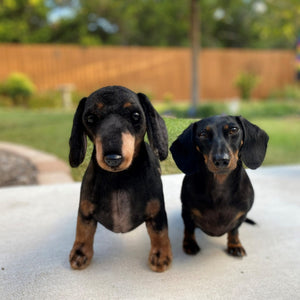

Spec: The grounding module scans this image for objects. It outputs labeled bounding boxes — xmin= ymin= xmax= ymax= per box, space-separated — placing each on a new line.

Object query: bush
xmin=234 ymin=71 xmax=260 ymax=101
xmin=0 ymin=95 xmax=14 ymax=107
xmin=28 ymin=91 xmax=63 ymax=109
xmin=196 ymin=103 xmax=228 ymax=118
xmin=158 ymin=102 xmax=229 ymax=118
xmin=0 ymin=73 xmax=36 ymax=106
xmin=239 ymin=101 xmax=300 ymax=118
xmin=156 ymin=99 xmax=300 ymax=119
xmin=269 ymin=85 xmax=300 ymax=101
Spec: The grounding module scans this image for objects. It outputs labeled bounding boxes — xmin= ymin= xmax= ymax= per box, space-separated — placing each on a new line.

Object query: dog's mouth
xmin=211 ymin=167 xmax=231 ymax=174
xmin=95 ymin=133 xmax=135 ymax=172
xmin=208 ymin=165 xmax=232 ymax=175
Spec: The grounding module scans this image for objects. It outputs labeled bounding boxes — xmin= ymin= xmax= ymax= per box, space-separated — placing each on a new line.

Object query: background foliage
xmin=0 ymin=0 xmax=299 ymax=49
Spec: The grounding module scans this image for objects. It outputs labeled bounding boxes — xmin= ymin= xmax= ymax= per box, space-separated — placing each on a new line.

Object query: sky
xmin=47 ymin=6 xmax=76 ymax=23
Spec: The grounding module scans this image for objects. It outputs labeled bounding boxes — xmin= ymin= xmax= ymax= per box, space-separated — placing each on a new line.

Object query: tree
xmin=0 ymin=0 xmax=50 ymax=43
xmin=0 ymin=0 xmax=298 ymax=49
xmin=254 ymin=0 xmax=300 ymax=49
xmin=74 ymin=0 xmax=189 ymax=46
xmin=200 ymin=0 xmax=300 ymax=49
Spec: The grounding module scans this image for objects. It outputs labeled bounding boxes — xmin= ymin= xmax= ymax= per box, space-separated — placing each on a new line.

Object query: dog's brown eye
xmin=132 ymin=112 xmax=140 ymax=122
xmin=87 ymin=115 xmax=96 ymax=124
xmin=229 ymin=127 xmax=239 ymax=135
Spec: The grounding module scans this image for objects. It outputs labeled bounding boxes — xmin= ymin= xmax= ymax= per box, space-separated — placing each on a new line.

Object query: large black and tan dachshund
xmin=69 ymin=86 xmax=172 ymax=272
xmin=170 ymin=115 xmax=268 ymax=257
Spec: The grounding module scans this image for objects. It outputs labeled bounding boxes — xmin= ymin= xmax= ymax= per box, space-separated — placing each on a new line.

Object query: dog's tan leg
xmin=70 ymin=201 xmax=97 ymax=270
xmin=227 ymin=228 xmax=246 ymax=257
xmin=145 ymin=200 xmax=172 ymax=272
xmin=146 ymin=222 xmax=172 ymax=272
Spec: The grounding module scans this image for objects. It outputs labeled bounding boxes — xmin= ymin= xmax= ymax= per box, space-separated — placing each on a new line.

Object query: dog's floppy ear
xmin=69 ymin=97 xmax=87 ymax=167
xmin=137 ymin=93 xmax=168 ymax=161
xmin=170 ymin=123 xmax=202 ymax=175
xmin=237 ymin=116 xmax=269 ymax=169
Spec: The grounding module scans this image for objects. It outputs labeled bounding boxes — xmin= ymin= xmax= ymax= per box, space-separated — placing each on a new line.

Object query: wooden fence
xmin=0 ymin=44 xmax=296 ymax=100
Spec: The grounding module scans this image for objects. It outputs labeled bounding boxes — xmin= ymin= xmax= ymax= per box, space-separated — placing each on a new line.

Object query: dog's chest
xmin=94 ymin=190 xmax=143 ymax=233
xmin=110 ymin=190 xmax=133 ymax=233
xmin=191 ymin=206 xmax=244 ymax=237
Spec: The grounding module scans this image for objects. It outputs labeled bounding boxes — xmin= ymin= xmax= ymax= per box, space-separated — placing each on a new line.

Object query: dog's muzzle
xmin=212 ymin=153 xmax=230 ymax=168
xmin=104 ymin=154 xmax=123 ymax=168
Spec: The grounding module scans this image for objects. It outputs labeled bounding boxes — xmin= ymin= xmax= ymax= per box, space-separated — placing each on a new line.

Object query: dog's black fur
xmin=69 ymin=86 xmax=172 ymax=272
xmin=170 ymin=115 xmax=269 ymax=257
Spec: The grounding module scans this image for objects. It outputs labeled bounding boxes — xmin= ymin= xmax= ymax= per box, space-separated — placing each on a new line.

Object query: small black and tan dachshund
xmin=69 ymin=86 xmax=172 ymax=272
xmin=170 ymin=115 xmax=269 ymax=257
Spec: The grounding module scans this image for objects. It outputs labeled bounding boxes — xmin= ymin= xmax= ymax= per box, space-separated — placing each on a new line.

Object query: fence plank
xmin=0 ymin=44 xmax=295 ymax=100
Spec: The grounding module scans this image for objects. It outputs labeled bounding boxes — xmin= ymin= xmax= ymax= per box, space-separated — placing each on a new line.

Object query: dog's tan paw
xmin=69 ymin=243 xmax=93 ymax=270
xmin=148 ymin=246 xmax=172 ymax=272
xmin=227 ymin=244 xmax=246 ymax=257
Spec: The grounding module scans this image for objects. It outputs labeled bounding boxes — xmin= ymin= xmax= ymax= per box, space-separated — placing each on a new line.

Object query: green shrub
xmin=158 ymin=102 xmax=230 ymax=118
xmin=239 ymin=101 xmax=300 ymax=118
xmin=196 ymin=103 xmax=228 ymax=118
xmin=269 ymin=85 xmax=300 ymax=101
xmin=156 ymin=100 xmax=300 ymax=119
xmin=234 ymin=71 xmax=260 ymax=101
xmin=72 ymin=90 xmax=87 ymax=107
xmin=0 ymin=95 xmax=14 ymax=107
xmin=162 ymin=92 xmax=174 ymax=104
xmin=0 ymin=73 xmax=36 ymax=106
xmin=28 ymin=91 xmax=63 ymax=109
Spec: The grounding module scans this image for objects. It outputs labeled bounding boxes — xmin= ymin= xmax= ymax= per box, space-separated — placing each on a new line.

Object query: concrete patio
xmin=1 ymin=165 xmax=299 ymax=299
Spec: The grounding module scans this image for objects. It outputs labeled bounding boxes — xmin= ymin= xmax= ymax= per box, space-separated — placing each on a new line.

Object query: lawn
xmin=0 ymin=108 xmax=299 ymax=180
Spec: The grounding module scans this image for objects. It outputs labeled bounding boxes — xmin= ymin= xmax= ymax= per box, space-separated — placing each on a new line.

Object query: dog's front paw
xmin=148 ymin=246 xmax=172 ymax=272
xmin=69 ymin=242 xmax=93 ymax=270
xmin=227 ymin=244 xmax=246 ymax=257
xmin=183 ymin=238 xmax=200 ymax=255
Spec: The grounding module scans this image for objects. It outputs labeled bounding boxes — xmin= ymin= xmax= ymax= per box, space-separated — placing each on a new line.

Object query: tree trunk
xmin=190 ymin=0 xmax=200 ymax=117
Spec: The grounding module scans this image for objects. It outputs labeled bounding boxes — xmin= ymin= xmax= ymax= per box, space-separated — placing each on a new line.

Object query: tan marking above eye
xmin=123 ymin=102 xmax=132 ymax=108
xmin=97 ymin=102 xmax=104 ymax=109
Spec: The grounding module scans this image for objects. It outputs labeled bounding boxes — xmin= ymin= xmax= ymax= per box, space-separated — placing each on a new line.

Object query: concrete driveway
xmin=1 ymin=165 xmax=299 ymax=299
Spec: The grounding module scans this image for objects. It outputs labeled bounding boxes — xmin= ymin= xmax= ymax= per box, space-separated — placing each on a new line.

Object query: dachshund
xmin=170 ymin=115 xmax=269 ymax=257
xmin=69 ymin=86 xmax=172 ymax=272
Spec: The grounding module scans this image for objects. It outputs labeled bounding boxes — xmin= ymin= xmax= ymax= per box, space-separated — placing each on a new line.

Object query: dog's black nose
xmin=104 ymin=154 xmax=123 ymax=168
xmin=213 ymin=154 xmax=230 ymax=167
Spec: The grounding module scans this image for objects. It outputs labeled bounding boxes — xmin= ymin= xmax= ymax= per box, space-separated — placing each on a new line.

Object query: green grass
xmin=251 ymin=117 xmax=300 ymax=165
xmin=0 ymin=108 xmax=299 ymax=181
xmin=0 ymin=109 xmax=73 ymax=161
